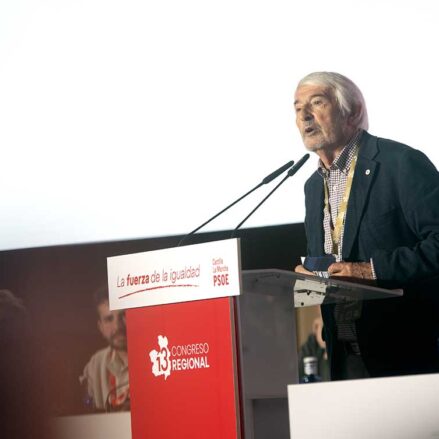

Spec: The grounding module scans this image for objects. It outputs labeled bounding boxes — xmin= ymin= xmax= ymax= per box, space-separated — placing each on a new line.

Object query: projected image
xmin=0 ymin=223 xmax=304 ymax=424
xmin=1 ymin=1 xmax=438 ymax=251
xmin=0 ymin=242 xmax=136 ymax=418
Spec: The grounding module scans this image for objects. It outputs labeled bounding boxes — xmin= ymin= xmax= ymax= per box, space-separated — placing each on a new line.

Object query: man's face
xmin=294 ymin=84 xmax=350 ymax=152
xmin=97 ymin=300 xmax=127 ymax=352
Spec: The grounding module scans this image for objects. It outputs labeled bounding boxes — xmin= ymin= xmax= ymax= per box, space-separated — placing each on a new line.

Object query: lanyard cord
xmin=323 ymin=146 xmax=359 ymax=256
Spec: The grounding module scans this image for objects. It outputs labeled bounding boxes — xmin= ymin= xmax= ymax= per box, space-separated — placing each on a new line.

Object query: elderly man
xmin=80 ymin=289 xmax=129 ymax=410
xmin=294 ymin=72 xmax=439 ymax=380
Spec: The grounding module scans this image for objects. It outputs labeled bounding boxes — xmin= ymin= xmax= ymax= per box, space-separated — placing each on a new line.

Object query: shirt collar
xmin=317 ymin=129 xmax=363 ymax=177
xmin=109 ymin=348 xmax=129 ymax=370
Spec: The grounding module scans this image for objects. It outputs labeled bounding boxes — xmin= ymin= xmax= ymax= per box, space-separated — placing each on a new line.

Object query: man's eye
xmin=312 ymin=98 xmax=327 ymax=107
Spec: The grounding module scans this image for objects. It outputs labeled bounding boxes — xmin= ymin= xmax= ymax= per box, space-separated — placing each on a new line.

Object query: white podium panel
xmin=288 ymin=373 xmax=439 ymax=439
xmin=51 ymin=412 xmax=131 ymax=439
xmin=107 ymin=238 xmax=241 ymax=310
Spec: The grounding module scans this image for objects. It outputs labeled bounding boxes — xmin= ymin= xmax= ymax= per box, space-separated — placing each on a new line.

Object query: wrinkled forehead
xmin=294 ymin=83 xmax=334 ymax=105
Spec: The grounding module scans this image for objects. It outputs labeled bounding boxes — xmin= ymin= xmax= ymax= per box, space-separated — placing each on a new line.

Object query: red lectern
xmin=108 ymin=238 xmax=299 ymax=438
xmin=108 ymin=238 xmax=245 ymax=439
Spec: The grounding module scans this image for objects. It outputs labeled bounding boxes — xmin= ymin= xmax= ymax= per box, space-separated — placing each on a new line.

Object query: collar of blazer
xmin=305 ymin=131 xmax=379 ymax=259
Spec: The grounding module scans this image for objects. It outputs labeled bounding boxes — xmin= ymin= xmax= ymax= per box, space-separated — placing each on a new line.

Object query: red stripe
xmin=118 ymin=284 xmax=199 ymax=299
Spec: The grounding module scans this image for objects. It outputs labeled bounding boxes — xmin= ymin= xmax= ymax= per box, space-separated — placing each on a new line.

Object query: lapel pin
xmin=365 ymin=169 xmax=371 ymax=175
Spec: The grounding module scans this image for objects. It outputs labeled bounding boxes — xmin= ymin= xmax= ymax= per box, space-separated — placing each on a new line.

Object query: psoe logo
xmin=149 ymin=335 xmax=211 ymax=380
xmin=149 ymin=335 xmax=171 ymax=380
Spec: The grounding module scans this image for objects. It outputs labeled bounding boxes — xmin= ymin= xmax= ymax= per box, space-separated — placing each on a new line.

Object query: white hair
xmin=297 ymin=72 xmax=369 ymax=130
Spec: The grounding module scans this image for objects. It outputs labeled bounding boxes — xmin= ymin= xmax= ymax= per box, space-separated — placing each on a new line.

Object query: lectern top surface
xmin=241 ymin=269 xmax=403 ymax=307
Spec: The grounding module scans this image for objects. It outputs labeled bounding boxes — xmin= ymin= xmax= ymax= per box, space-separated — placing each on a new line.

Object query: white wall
xmin=1 ymin=0 xmax=438 ymax=250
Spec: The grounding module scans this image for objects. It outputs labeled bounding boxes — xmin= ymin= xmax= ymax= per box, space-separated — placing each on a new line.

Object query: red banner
xmin=126 ymin=297 xmax=241 ymax=438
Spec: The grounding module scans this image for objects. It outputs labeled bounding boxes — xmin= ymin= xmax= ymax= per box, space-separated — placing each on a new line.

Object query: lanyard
xmin=323 ymin=146 xmax=359 ymax=256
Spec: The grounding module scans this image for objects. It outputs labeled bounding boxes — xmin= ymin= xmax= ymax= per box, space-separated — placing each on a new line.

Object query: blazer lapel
xmin=342 ymin=132 xmax=378 ymax=259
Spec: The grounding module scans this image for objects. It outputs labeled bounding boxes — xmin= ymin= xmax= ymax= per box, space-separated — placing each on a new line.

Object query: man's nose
xmin=118 ymin=313 xmax=126 ymax=329
xmin=114 ymin=313 xmax=126 ymax=330
xmin=300 ymin=108 xmax=313 ymax=122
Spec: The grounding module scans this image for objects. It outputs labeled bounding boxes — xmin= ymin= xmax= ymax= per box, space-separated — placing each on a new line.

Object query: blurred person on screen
xmin=80 ymin=289 xmax=129 ymax=411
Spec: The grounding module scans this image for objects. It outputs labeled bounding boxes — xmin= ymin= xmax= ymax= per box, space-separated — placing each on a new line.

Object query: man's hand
xmin=328 ymin=262 xmax=374 ymax=281
xmin=294 ymin=264 xmax=314 ymax=276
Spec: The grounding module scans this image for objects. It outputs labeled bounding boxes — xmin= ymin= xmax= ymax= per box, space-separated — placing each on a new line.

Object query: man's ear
xmin=347 ymin=104 xmax=362 ymax=127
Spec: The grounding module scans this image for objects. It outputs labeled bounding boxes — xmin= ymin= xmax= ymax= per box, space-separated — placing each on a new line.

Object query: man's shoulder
xmin=362 ymin=132 xmax=439 ymax=185
xmin=362 ymin=131 xmax=421 ymax=159
xmin=81 ymin=346 xmax=112 ymax=384
xmin=377 ymin=136 xmax=414 ymax=155
xmin=84 ymin=346 xmax=112 ymax=369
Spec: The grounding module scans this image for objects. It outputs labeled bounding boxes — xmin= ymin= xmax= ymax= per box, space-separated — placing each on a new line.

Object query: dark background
xmin=0 ymin=223 xmax=306 ymax=423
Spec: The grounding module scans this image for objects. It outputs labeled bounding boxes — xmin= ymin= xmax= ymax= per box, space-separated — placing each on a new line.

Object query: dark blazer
xmin=304 ymin=131 xmax=439 ymax=379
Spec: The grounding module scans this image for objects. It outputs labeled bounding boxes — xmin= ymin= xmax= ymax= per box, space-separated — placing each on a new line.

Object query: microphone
xmin=231 ymin=154 xmax=310 ymax=237
xmin=286 ymin=153 xmax=310 ymax=177
xmin=177 ymin=160 xmax=295 ymax=246
xmin=261 ymin=160 xmax=296 ymax=184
